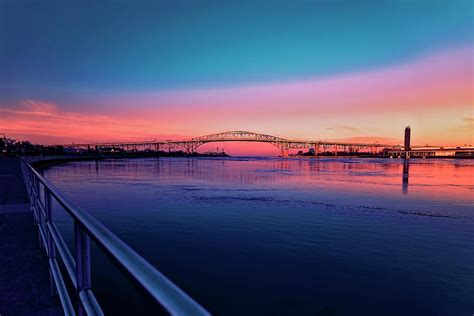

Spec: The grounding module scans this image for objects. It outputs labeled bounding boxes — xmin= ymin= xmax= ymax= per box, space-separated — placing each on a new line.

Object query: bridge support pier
xmin=184 ymin=144 xmax=197 ymax=155
xmin=279 ymin=143 xmax=290 ymax=157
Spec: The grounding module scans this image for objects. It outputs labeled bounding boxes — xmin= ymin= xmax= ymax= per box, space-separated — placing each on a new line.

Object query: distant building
xmin=404 ymin=126 xmax=411 ymax=151
xmin=387 ymin=146 xmax=474 ymax=158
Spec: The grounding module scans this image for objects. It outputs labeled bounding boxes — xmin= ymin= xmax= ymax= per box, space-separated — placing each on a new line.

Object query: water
xmin=43 ymin=157 xmax=474 ymax=315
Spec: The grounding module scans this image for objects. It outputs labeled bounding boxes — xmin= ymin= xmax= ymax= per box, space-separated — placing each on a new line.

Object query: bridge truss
xmin=63 ymin=131 xmax=396 ymax=156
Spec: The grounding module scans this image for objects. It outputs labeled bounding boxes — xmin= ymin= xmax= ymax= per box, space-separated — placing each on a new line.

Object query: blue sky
xmin=1 ymin=0 xmax=472 ymax=94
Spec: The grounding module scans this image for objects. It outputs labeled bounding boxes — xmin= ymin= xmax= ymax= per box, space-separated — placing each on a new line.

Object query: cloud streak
xmin=101 ymin=46 xmax=472 ymax=120
xmin=0 ymin=100 xmax=188 ymax=144
xmin=326 ymin=126 xmax=360 ymax=132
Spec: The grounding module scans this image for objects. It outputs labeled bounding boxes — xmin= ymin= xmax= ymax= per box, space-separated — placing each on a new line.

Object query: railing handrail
xmin=23 ymin=160 xmax=210 ymax=316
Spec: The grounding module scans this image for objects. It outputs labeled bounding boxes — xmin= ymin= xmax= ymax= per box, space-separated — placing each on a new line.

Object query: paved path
xmin=0 ymin=156 xmax=61 ymax=315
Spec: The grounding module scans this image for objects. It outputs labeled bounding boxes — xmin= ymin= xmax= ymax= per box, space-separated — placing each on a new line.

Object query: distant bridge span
xmin=64 ymin=131 xmax=396 ymax=156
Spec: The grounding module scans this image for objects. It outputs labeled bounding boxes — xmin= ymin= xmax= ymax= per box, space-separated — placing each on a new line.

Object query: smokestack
xmin=404 ymin=126 xmax=411 ymax=151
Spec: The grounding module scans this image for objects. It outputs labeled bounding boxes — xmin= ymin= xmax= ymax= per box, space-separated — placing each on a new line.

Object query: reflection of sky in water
xmin=43 ymin=158 xmax=474 ymax=315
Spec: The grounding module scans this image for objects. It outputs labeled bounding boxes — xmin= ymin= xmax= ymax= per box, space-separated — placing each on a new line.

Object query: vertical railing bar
xmin=45 ymin=187 xmax=57 ymax=295
xmin=34 ymin=176 xmax=43 ymax=248
xmin=30 ymin=170 xmax=37 ymax=224
xmin=75 ymin=221 xmax=91 ymax=316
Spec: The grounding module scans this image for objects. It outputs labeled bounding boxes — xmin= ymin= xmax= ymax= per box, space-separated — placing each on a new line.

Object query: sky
xmin=0 ymin=0 xmax=473 ymax=155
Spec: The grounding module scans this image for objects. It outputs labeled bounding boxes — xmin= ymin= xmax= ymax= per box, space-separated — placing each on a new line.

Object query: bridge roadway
xmin=0 ymin=156 xmax=61 ymax=315
xmin=63 ymin=131 xmax=397 ymax=156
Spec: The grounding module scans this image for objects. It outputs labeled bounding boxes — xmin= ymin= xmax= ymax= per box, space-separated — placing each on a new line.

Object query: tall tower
xmin=404 ymin=126 xmax=411 ymax=151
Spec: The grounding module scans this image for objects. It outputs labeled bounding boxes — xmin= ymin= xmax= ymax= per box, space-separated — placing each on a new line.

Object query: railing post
xmin=31 ymin=172 xmax=35 ymax=215
xmin=33 ymin=176 xmax=43 ymax=248
xmin=75 ymin=221 xmax=91 ymax=316
xmin=44 ymin=187 xmax=57 ymax=295
xmin=29 ymin=169 xmax=37 ymax=224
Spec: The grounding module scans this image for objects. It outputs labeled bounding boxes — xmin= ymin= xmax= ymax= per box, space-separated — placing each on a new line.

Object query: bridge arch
xmin=172 ymin=131 xmax=293 ymax=156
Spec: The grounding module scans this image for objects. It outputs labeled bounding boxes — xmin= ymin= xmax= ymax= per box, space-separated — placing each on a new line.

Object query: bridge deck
xmin=0 ymin=156 xmax=61 ymax=315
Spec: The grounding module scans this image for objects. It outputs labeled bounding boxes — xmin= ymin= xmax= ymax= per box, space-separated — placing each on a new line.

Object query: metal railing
xmin=21 ymin=160 xmax=210 ymax=316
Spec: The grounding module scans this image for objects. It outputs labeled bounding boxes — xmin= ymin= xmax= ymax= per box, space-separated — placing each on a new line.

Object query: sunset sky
xmin=1 ymin=0 xmax=473 ymax=154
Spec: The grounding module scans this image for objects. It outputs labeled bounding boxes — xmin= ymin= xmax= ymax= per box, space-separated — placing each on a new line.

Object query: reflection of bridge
xmin=65 ymin=131 xmax=396 ymax=156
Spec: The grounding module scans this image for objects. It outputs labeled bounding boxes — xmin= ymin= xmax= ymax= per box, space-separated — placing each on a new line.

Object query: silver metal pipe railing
xmin=22 ymin=160 xmax=210 ymax=316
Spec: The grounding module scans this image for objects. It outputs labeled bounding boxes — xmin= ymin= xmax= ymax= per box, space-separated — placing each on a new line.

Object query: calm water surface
xmin=43 ymin=158 xmax=474 ymax=315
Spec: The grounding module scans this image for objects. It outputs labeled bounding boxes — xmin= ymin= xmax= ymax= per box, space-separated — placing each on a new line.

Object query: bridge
xmin=63 ymin=131 xmax=396 ymax=156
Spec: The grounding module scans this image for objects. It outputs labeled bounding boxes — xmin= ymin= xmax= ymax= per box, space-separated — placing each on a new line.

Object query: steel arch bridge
xmin=64 ymin=131 xmax=396 ymax=156
xmin=170 ymin=131 xmax=289 ymax=154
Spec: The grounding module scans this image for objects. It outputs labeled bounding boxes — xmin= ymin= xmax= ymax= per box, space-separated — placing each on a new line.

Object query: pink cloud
xmin=0 ymin=102 xmax=189 ymax=144
xmin=22 ymin=100 xmax=59 ymax=114
xmin=105 ymin=46 xmax=472 ymax=120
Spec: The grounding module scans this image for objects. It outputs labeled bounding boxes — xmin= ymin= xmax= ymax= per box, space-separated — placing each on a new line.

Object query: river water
xmin=43 ymin=157 xmax=474 ymax=315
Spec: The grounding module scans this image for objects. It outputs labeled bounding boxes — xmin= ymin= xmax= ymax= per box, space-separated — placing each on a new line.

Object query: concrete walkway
xmin=0 ymin=156 xmax=61 ymax=315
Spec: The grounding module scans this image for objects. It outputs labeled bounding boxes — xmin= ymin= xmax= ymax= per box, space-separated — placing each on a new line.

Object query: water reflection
xmin=43 ymin=157 xmax=474 ymax=316
xmin=50 ymin=157 xmax=473 ymax=204
xmin=402 ymin=159 xmax=409 ymax=194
